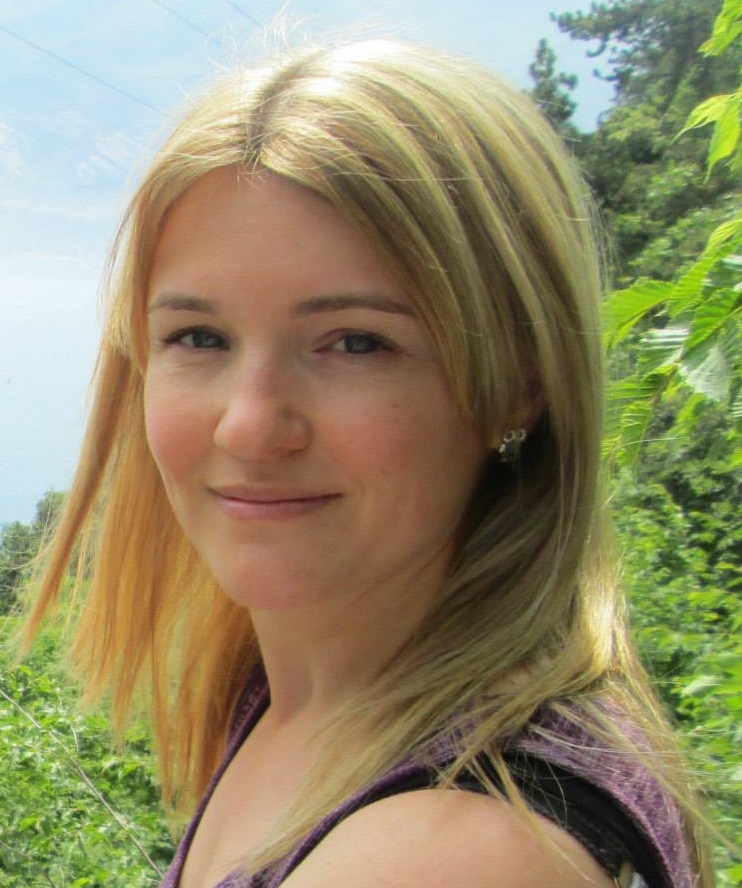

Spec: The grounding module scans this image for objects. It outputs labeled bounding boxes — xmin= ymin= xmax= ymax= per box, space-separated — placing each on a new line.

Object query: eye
xmin=327 ymin=332 xmax=392 ymax=355
xmin=163 ymin=326 xmax=228 ymax=350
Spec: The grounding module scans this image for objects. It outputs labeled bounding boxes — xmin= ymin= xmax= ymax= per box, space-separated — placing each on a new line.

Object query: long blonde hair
xmin=24 ymin=38 xmax=710 ymax=881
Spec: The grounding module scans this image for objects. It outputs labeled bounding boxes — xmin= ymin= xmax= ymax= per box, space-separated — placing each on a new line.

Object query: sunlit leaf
xmin=716 ymin=315 xmax=742 ymax=371
xmin=637 ymin=326 xmax=686 ymax=374
xmin=680 ymin=342 xmax=732 ymax=402
xmin=604 ymin=375 xmax=665 ymax=460
xmin=667 ymin=253 xmax=719 ymax=317
xmin=707 ymin=94 xmax=742 ymax=173
xmin=700 ymin=0 xmax=742 ymax=56
xmin=603 ymin=280 xmax=672 ymax=346
xmin=707 ymin=217 xmax=742 ymax=253
xmin=685 ymin=288 xmax=740 ymax=351
xmin=680 ymin=674 xmax=720 ymax=696
xmin=618 ymin=397 xmax=656 ymax=466
xmin=731 ymin=386 xmax=742 ymax=422
xmin=683 ymin=93 xmax=738 ymax=131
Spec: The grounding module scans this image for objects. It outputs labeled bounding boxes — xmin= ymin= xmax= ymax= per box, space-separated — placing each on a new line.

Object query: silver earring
xmin=498 ymin=428 xmax=526 ymax=462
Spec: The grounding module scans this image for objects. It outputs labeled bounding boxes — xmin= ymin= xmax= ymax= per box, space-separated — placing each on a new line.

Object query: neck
xmin=250 ymin=566 xmax=441 ymax=725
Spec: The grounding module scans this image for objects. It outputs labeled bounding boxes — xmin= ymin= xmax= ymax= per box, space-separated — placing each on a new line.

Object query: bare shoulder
xmin=281 ymin=788 xmax=615 ymax=888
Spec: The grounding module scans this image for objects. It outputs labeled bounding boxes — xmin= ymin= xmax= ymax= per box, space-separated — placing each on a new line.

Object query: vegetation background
xmin=1 ymin=0 xmax=740 ymax=885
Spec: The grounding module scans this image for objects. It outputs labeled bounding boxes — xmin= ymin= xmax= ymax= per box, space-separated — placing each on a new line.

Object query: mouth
xmin=208 ymin=485 xmax=341 ymax=519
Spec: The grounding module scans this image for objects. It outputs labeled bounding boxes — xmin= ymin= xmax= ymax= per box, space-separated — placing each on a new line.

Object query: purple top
xmin=159 ymin=675 xmax=694 ymax=888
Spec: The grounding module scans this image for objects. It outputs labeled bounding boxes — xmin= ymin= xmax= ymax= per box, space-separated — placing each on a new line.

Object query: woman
xmin=25 ymin=39 xmax=709 ymax=888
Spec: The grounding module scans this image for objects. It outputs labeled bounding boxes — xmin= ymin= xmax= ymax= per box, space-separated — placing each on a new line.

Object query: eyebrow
xmin=148 ymin=291 xmax=416 ymax=317
xmin=148 ymin=293 xmax=219 ymax=314
xmin=294 ymin=293 xmax=415 ymax=317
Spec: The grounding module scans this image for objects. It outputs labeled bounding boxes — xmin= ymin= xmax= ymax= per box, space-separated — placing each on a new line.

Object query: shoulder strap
xmin=277 ymin=753 xmax=667 ymax=888
xmin=492 ymin=753 xmax=665 ymax=888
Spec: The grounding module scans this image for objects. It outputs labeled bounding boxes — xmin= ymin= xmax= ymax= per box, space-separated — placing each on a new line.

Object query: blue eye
xmin=331 ymin=333 xmax=389 ymax=355
xmin=164 ymin=327 xmax=227 ymax=349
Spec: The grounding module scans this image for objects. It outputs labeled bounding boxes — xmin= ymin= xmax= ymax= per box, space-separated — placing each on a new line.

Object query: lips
xmin=208 ymin=484 xmax=341 ymax=520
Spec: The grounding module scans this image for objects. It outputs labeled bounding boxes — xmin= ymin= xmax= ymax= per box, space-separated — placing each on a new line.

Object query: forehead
xmin=147 ymin=168 xmax=412 ymax=313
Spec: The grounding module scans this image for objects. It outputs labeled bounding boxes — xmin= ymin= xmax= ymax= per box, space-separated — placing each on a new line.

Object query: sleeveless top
xmin=158 ymin=673 xmax=695 ymax=888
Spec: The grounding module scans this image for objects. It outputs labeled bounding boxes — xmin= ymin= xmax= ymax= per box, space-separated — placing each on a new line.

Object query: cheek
xmin=337 ymin=396 xmax=418 ymax=471
xmin=143 ymin=375 xmax=209 ymax=481
xmin=346 ymin=393 xmax=481 ymax=494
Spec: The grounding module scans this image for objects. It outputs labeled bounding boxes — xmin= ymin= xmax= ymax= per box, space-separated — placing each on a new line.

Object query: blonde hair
xmin=25 ymin=38 xmax=710 ymax=881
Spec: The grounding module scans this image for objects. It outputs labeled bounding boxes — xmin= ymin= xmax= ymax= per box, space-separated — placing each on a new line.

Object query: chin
xmin=211 ymin=564 xmax=333 ymax=614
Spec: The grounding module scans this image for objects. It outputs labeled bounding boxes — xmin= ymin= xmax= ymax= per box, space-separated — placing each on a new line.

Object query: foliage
xmin=597 ymin=3 xmax=742 ymax=882
xmin=602 ymin=0 xmax=742 ymax=465
xmin=613 ymin=428 xmax=742 ymax=884
xmin=554 ymin=0 xmax=735 ymax=107
xmin=527 ymin=38 xmax=579 ymax=136
xmin=0 ymin=491 xmax=64 ymax=615
xmin=0 ymin=522 xmax=39 ymax=614
xmin=683 ymin=0 xmax=742 ymax=176
xmin=603 ymin=251 xmax=742 ymax=464
xmin=0 ymin=618 xmax=173 ymax=886
xmin=556 ymin=0 xmax=741 ymax=277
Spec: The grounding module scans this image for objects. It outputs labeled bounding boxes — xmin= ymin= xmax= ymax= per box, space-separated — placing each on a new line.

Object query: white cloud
xmin=77 ymin=130 xmax=144 ymax=184
xmin=0 ymin=192 xmax=121 ymax=224
xmin=0 ymin=122 xmax=24 ymax=179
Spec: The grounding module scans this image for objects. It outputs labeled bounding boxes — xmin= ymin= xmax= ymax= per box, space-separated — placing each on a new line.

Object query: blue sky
xmin=0 ymin=0 xmax=613 ymax=525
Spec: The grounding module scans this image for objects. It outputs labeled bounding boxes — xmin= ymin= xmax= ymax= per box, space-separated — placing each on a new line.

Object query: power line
xmin=222 ymin=0 xmax=262 ymax=28
xmin=150 ymin=0 xmax=211 ymax=37
xmin=0 ymin=23 xmax=159 ymax=113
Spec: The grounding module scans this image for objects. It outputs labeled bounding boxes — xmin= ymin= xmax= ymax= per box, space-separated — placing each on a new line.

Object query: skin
xmin=282 ymin=790 xmax=615 ymax=888
xmin=145 ymin=168 xmax=486 ymax=625
xmin=144 ymin=167 xmax=612 ymax=888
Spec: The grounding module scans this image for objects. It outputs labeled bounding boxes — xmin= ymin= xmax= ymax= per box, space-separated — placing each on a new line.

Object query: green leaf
xmin=603 ymin=280 xmax=672 ymax=347
xmin=731 ymin=386 xmax=742 ymax=422
xmin=723 ymin=863 xmax=742 ymax=885
xmin=636 ymin=326 xmax=686 ymax=374
xmin=707 ymin=94 xmax=742 ymax=173
xmin=666 ymin=252 xmax=720 ymax=317
xmin=683 ymin=93 xmax=738 ymax=132
xmin=685 ymin=288 xmax=740 ymax=352
xmin=701 ymin=19 xmax=742 ymax=56
xmin=700 ymin=0 xmax=742 ymax=56
xmin=619 ymin=396 xmax=657 ymax=466
xmin=604 ymin=375 xmax=665 ymax=461
xmin=717 ymin=313 xmax=742 ymax=369
xmin=680 ymin=674 xmax=720 ymax=696
xmin=680 ymin=342 xmax=732 ymax=403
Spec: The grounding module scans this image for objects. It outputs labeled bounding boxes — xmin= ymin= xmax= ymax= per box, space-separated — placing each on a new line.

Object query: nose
xmin=213 ymin=353 xmax=311 ymax=461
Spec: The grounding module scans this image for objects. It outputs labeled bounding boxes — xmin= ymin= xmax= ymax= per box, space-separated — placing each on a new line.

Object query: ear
xmin=488 ymin=392 xmax=545 ymax=451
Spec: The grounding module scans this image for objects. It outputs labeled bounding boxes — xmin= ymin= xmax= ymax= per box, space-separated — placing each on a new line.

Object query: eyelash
xmin=324 ymin=331 xmax=395 ymax=356
xmin=159 ymin=327 xmax=397 ymax=357
xmin=162 ymin=326 xmax=228 ymax=350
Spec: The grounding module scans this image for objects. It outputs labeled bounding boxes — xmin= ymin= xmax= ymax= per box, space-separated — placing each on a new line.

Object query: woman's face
xmin=144 ymin=168 xmax=487 ymax=613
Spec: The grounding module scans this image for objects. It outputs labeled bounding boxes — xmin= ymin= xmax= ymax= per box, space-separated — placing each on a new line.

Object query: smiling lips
xmin=209 ymin=485 xmax=341 ymax=520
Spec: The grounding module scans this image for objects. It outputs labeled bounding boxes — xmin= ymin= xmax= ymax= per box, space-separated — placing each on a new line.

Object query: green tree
xmin=33 ymin=489 xmax=65 ymax=537
xmin=555 ymin=0 xmax=734 ymax=107
xmin=0 ymin=521 xmax=38 ymax=614
xmin=556 ymin=0 xmax=740 ymax=278
xmin=527 ymin=38 xmax=578 ymax=136
xmin=599 ymin=3 xmax=742 ymax=880
xmin=602 ymin=0 xmax=742 ymax=463
xmin=0 ymin=490 xmax=65 ymax=614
